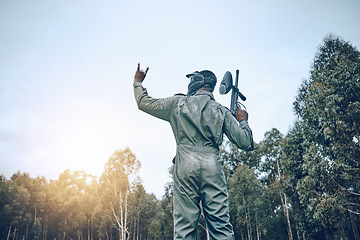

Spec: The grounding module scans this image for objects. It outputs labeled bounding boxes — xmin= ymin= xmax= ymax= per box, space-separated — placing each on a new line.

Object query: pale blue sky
xmin=1 ymin=0 xmax=359 ymax=198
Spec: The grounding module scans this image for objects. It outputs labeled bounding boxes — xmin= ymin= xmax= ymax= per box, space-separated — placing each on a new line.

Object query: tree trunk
xmin=111 ymin=188 xmax=130 ymax=240
xmin=137 ymin=211 xmax=140 ymax=240
xmin=248 ymin=207 xmax=253 ymax=240
xmin=284 ymin=193 xmax=293 ymax=240
xmin=125 ymin=192 xmax=129 ymax=240
xmin=26 ymin=224 xmax=29 ymax=240
xmin=276 ymin=159 xmax=293 ymax=240
xmin=240 ymin=228 xmax=244 ymax=240
xmin=279 ymin=190 xmax=293 ymax=240
xmin=34 ymin=195 xmax=38 ymax=222
xmin=43 ymin=223 xmax=47 ymax=240
xmin=87 ymin=217 xmax=91 ymax=240
xmin=12 ymin=227 xmax=17 ymax=240
xmin=91 ymin=219 xmax=94 ymax=240
xmin=255 ymin=214 xmax=260 ymax=240
xmin=7 ymin=224 xmax=11 ymax=240
xmin=296 ymin=225 xmax=301 ymax=240
xmin=244 ymin=199 xmax=252 ymax=240
xmin=350 ymin=212 xmax=360 ymax=240
xmin=339 ymin=221 xmax=347 ymax=240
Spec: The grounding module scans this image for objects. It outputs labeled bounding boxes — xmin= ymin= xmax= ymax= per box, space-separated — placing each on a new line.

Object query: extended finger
xmin=145 ymin=67 xmax=149 ymax=75
xmin=137 ymin=63 xmax=140 ymax=71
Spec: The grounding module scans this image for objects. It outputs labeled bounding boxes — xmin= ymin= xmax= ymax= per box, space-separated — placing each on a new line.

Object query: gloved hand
xmin=236 ymin=107 xmax=248 ymax=122
xmin=134 ymin=63 xmax=149 ymax=83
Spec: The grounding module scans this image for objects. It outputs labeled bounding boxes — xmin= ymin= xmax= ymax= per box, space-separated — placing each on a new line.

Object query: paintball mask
xmin=186 ymin=70 xmax=217 ymax=96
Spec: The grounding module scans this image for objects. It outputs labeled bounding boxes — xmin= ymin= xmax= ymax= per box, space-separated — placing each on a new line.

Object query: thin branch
xmin=343 ymin=168 xmax=360 ymax=171
xmin=331 ymin=176 xmax=360 ymax=196
xmin=342 ymin=202 xmax=360 ymax=207
xmin=110 ymin=202 xmax=122 ymax=231
xmin=339 ymin=204 xmax=360 ymax=215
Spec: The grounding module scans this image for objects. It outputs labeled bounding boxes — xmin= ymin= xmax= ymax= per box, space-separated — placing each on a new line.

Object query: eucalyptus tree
xmin=99 ymin=147 xmax=140 ymax=240
xmin=290 ymin=34 xmax=360 ymax=239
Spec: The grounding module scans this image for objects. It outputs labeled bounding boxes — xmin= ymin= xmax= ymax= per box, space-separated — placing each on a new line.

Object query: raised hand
xmin=134 ymin=63 xmax=149 ymax=83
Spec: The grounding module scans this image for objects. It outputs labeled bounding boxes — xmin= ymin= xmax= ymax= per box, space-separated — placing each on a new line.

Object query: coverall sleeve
xmin=133 ymin=82 xmax=176 ymax=122
xmin=223 ymin=110 xmax=253 ymax=151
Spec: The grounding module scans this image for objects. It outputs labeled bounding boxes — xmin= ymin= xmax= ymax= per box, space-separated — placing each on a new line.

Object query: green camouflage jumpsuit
xmin=134 ymin=81 xmax=253 ymax=239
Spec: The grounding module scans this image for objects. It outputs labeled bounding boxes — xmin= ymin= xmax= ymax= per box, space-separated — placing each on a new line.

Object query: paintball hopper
xmin=219 ymin=71 xmax=233 ymax=95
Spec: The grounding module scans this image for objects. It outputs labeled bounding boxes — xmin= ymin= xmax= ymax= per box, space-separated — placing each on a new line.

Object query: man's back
xmin=169 ymin=90 xmax=226 ymax=149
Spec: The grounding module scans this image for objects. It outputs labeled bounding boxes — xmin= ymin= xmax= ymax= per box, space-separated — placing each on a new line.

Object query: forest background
xmin=1 ymin=35 xmax=359 ymax=240
xmin=1 ymin=0 xmax=360 ymax=239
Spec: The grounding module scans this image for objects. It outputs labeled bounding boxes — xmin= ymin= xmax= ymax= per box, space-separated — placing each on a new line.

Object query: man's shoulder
xmin=211 ymin=101 xmax=232 ymax=115
xmin=209 ymin=98 xmax=226 ymax=108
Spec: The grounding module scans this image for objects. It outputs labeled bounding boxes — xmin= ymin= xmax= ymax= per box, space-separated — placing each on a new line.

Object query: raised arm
xmin=133 ymin=63 xmax=177 ymax=122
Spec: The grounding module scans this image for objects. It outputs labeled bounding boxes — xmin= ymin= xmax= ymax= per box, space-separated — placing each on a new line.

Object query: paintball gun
xmin=220 ymin=69 xmax=254 ymax=151
xmin=219 ymin=70 xmax=247 ymax=117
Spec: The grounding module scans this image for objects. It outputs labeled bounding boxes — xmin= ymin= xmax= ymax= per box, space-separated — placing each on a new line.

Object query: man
xmin=133 ymin=63 xmax=253 ymax=239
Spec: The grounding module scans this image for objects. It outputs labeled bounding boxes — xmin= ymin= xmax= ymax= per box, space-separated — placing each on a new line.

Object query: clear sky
xmin=1 ymin=0 xmax=359 ymax=199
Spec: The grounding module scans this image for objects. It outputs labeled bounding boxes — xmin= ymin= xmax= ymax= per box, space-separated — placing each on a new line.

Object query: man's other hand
xmin=236 ymin=107 xmax=248 ymax=122
xmin=134 ymin=63 xmax=149 ymax=83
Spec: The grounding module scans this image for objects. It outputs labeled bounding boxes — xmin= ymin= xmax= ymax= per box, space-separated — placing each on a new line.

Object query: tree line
xmin=1 ymin=34 xmax=359 ymax=239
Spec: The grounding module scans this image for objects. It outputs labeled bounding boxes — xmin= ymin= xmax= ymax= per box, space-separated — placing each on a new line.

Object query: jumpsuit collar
xmin=193 ymin=90 xmax=215 ymax=101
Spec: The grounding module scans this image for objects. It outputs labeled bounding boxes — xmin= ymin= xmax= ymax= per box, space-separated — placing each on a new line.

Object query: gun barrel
xmin=230 ymin=70 xmax=239 ymax=116
xmin=235 ymin=70 xmax=239 ymax=87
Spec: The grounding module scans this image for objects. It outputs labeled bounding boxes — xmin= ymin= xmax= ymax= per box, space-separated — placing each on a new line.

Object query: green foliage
xmin=221 ymin=139 xmax=261 ymax=177
xmin=160 ymin=181 xmax=174 ymax=240
xmin=225 ymin=128 xmax=293 ymax=240
xmin=0 ymin=149 xmax=163 ymax=240
xmin=289 ymin=34 xmax=360 ymax=239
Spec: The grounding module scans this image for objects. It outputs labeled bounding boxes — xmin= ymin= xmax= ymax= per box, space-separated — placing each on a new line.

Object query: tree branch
xmin=331 ymin=176 xmax=360 ymax=196
xmin=339 ymin=204 xmax=360 ymax=215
